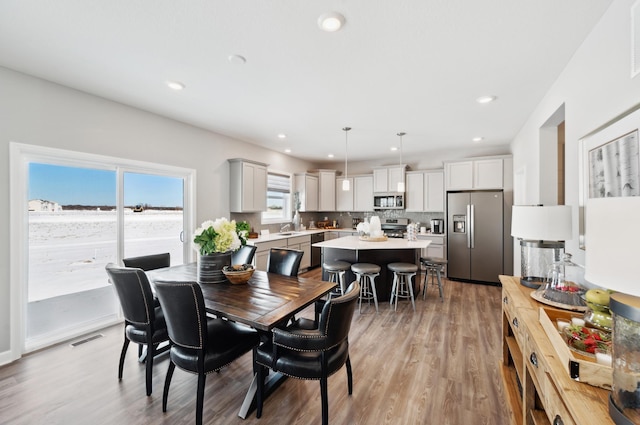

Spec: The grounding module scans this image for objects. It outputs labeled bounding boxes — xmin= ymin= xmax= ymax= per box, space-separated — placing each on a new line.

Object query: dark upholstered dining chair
xmin=123 ymin=252 xmax=170 ymax=271
xmin=105 ymin=263 xmax=170 ymax=396
xmin=154 ymin=280 xmax=260 ymax=425
xmin=231 ymin=244 xmax=257 ymax=266
xmin=254 ymin=281 xmax=360 ymax=425
xmin=267 ymin=248 xmax=304 ymax=277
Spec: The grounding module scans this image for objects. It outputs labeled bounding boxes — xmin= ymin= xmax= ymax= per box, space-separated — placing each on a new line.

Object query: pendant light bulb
xmin=397 ymin=132 xmax=406 ymax=192
xmin=342 ymin=127 xmax=351 ymax=191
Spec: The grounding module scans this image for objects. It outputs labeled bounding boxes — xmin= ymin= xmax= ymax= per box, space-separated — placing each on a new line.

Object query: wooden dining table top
xmin=149 ymin=263 xmax=335 ymax=332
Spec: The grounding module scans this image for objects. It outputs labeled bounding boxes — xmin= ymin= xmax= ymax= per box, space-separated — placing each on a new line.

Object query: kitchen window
xmin=262 ymin=171 xmax=291 ymax=224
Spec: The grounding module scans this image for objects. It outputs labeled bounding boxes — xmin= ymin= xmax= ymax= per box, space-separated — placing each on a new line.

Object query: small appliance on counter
xmin=352 ymin=217 xmax=363 ymax=230
xmin=380 ymin=218 xmax=408 ymax=238
xmin=430 ymin=219 xmax=444 ymax=234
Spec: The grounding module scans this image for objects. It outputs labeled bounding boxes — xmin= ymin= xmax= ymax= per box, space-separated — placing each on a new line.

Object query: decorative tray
xmin=530 ymin=289 xmax=588 ymax=312
xmin=359 ymin=235 xmax=388 ymax=242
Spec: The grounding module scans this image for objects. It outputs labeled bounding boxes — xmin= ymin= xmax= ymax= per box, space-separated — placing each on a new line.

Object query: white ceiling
xmin=0 ymin=0 xmax=612 ymax=162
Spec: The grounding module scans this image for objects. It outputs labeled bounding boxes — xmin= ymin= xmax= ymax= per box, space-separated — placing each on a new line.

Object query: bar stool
xmin=351 ymin=263 xmax=380 ymax=313
xmin=323 ymin=260 xmax=351 ymax=295
xmin=420 ymin=257 xmax=447 ymax=302
xmin=388 ymin=262 xmax=418 ymax=312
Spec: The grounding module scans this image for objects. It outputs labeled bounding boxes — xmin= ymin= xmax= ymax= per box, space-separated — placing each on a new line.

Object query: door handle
xmin=470 ymin=204 xmax=475 ymax=249
xmin=466 ymin=204 xmax=471 ymax=249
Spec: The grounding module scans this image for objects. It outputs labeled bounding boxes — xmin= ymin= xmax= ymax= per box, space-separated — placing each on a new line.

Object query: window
xmin=262 ymin=171 xmax=291 ymax=223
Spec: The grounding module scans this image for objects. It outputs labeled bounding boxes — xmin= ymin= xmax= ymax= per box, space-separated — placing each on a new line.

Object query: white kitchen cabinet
xmin=294 ymin=173 xmax=319 ymax=211
xmin=354 ymin=175 xmax=374 ymax=211
xmin=317 ymin=170 xmax=336 ymax=212
xmin=287 ymin=235 xmax=311 ymax=271
xmin=373 ymin=166 xmax=406 ymax=193
xmin=336 ymin=177 xmax=354 ymax=211
xmin=417 ymin=234 xmax=446 ymax=276
xmin=253 ymin=239 xmax=287 ymax=271
xmin=444 ymin=157 xmax=507 ymax=190
xmin=228 ymin=159 xmax=268 ymax=212
xmin=405 ymin=170 xmax=444 ymax=212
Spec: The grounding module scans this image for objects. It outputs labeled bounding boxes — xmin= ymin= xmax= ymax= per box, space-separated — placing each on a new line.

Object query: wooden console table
xmin=499 ymin=275 xmax=613 ymax=425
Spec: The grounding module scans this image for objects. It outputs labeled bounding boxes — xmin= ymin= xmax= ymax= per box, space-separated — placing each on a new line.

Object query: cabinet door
xmin=388 ymin=166 xmax=404 ymax=192
xmin=425 ymin=171 xmax=444 ymax=212
xmin=241 ymin=162 xmax=256 ymax=211
xmin=373 ymin=168 xmax=388 ymax=192
xmin=318 ymin=171 xmax=336 ymax=211
xmin=253 ymin=164 xmax=267 ymax=211
xmin=300 ymin=242 xmax=311 ymax=270
xmin=445 ymin=161 xmax=473 ymax=190
xmin=474 ymin=159 xmax=503 ymax=189
xmin=354 ymin=175 xmax=373 ymax=211
xmin=296 ymin=174 xmax=319 ymax=211
xmin=405 ymin=172 xmax=425 ymax=211
xmin=336 ymin=177 xmax=354 ymax=211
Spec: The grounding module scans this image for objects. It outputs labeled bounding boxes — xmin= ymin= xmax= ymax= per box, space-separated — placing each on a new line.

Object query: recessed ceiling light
xmin=476 ymin=95 xmax=496 ymax=104
xmin=228 ymin=54 xmax=247 ymax=65
xmin=318 ymin=12 xmax=345 ymax=32
xmin=166 ymin=80 xmax=185 ymax=91
xmin=328 ymin=154 xmax=334 ymax=158
xmin=472 ymin=137 xmax=484 ymax=142
xmin=390 ymin=146 xmax=398 ymax=151
xmin=284 ymin=148 xmax=291 ymax=153
xmin=277 ymin=133 xmax=287 ymax=139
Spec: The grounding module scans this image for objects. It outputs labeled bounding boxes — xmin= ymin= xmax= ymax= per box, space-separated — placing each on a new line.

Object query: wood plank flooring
xmin=0 ymin=269 xmax=510 ymax=424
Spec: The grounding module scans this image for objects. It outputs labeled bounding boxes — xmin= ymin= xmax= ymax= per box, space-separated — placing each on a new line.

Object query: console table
xmin=499 ymin=275 xmax=613 ymax=425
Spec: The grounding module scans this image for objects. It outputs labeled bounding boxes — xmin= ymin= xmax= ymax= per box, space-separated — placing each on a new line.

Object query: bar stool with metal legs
xmin=351 ymin=263 xmax=380 ymax=313
xmin=388 ymin=262 xmax=418 ymax=311
xmin=323 ymin=260 xmax=351 ymax=295
xmin=420 ymin=257 xmax=447 ymax=301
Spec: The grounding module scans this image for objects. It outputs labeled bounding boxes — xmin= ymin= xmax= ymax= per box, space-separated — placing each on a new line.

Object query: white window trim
xmin=8 ymin=142 xmax=196 ymax=362
xmin=261 ymin=169 xmax=292 ymax=225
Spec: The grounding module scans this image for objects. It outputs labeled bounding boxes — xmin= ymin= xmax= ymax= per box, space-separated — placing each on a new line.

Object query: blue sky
xmin=29 ymin=163 xmax=183 ymax=207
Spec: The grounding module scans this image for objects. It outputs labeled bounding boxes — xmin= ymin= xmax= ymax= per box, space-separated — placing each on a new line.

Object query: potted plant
xmin=193 ymin=218 xmax=249 ymax=283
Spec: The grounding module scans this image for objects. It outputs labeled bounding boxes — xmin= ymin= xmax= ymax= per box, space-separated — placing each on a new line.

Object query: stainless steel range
xmin=380 ymin=218 xmax=408 ymax=238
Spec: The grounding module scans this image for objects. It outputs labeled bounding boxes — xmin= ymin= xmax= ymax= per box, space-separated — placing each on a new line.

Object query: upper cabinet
xmin=229 ymin=159 xmax=268 ymax=212
xmin=405 ymin=170 xmax=444 ymax=212
xmin=317 ymin=170 xmax=336 ymax=212
xmin=335 ymin=174 xmax=374 ymax=212
xmin=444 ymin=157 xmax=511 ymax=190
xmin=336 ymin=177 xmax=354 ymax=211
xmin=373 ymin=166 xmax=406 ymax=193
xmin=294 ymin=173 xmax=319 ymax=211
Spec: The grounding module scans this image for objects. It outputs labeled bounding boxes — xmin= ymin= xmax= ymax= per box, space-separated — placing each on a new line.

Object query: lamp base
xmin=610 ymin=394 xmax=636 ymax=425
xmin=519 ymin=276 xmax=544 ymax=289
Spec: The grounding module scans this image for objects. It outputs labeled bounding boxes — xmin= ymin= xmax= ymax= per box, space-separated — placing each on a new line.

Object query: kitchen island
xmin=313 ymin=236 xmax=430 ymax=301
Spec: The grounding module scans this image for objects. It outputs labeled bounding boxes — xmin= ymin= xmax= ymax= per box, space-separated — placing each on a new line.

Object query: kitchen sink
xmin=278 ymin=232 xmax=299 ymax=236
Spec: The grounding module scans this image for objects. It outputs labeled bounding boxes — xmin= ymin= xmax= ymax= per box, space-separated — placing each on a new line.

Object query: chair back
xmin=105 ymin=263 xmax=156 ymax=326
xmin=267 ymin=248 xmax=304 ymax=277
xmin=231 ymin=245 xmax=257 ymax=266
xmin=123 ymin=253 xmax=170 ymax=271
xmin=153 ymin=281 xmax=207 ymax=350
xmin=318 ymin=281 xmax=360 ymax=347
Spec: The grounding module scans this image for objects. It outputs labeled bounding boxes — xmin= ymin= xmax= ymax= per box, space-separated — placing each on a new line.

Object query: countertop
xmin=247 ymin=228 xmax=355 ymax=244
xmin=312 ymin=235 xmax=431 ymax=250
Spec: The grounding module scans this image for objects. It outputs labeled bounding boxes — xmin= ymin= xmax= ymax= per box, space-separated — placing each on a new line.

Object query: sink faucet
xmin=280 ymin=223 xmax=291 ymax=233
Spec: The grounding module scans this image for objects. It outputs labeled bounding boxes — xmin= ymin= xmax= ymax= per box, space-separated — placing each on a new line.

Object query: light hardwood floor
xmin=0 ymin=269 xmax=510 ymax=425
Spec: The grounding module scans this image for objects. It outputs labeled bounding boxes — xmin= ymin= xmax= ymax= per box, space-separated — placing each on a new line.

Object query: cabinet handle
xmin=529 ymin=352 xmax=538 ymax=368
xmin=512 ymin=317 xmax=519 ymax=328
xmin=553 ymin=415 xmax=563 ymax=425
xmin=503 ymin=296 xmax=508 ymax=304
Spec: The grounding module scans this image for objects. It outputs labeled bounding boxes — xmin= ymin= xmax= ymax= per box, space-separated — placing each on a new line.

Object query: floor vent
xmin=70 ymin=334 xmax=104 ymax=347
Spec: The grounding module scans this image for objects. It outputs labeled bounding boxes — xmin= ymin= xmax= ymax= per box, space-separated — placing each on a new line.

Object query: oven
xmin=380 ymin=218 xmax=409 ymax=238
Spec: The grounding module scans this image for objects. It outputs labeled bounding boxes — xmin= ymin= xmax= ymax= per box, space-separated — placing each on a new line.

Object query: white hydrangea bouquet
xmin=193 ymin=218 xmax=249 ymax=255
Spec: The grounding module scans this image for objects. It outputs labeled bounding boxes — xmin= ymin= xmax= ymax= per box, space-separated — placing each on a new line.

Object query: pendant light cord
xmin=343 ymin=127 xmax=351 ymax=180
xmin=397 ymin=132 xmax=405 ymax=168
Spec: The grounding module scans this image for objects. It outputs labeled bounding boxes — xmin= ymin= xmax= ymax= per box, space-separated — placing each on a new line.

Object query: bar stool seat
xmin=351 ymin=263 xmax=381 ymax=313
xmin=420 ymin=257 xmax=447 ymax=301
xmin=323 ymin=260 xmax=351 ymax=295
xmin=388 ymin=262 xmax=418 ymax=311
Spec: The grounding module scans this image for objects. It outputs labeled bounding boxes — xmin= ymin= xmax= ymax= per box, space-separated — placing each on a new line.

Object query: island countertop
xmin=313 ymin=235 xmax=430 ymax=250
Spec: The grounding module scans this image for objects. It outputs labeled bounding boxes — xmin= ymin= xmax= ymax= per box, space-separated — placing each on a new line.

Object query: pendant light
xmin=342 ymin=127 xmax=351 ymax=191
xmin=397 ymin=132 xmax=406 ymax=192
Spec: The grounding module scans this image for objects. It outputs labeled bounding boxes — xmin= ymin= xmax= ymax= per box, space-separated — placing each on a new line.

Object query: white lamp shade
xmin=511 ymin=205 xmax=572 ymax=241
xmin=397 ymin=181 xmax=405 ymax=192
xmin=585 ymin=197 xmax=640 ymax=295
xmin=342 ymin=178 xmax=350 ymax=191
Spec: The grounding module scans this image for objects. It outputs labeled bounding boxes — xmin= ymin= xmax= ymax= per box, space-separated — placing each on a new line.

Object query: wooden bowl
xmin=222 ymin=265 xmax=254 ymax=284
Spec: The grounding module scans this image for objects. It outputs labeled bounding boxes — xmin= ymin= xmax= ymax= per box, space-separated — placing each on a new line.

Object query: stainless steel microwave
xmin=373 ymin=193 xmax=404 ymax=210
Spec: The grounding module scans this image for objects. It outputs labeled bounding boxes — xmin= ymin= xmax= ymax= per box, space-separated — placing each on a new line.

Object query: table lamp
xmin=585 ymin=197 xmax=640 ymax=425
xmin=511 ymin=205 xmax=572 ymax=288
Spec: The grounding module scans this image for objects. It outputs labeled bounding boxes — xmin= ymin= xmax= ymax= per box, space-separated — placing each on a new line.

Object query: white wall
xmin=511 ymin=0 xmax=640 ymax=269
xmin=0 ymin=66 xmax=316 ymax=356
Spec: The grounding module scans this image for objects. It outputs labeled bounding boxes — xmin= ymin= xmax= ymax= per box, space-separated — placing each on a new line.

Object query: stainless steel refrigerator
xmin=447 ymin=191 xmax=504 ymax=284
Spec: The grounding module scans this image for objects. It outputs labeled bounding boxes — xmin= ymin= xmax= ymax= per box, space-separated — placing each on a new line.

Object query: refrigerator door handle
xmin=466 ymin=204 xmax=471 ymax=249
xmin=470 ymin=204 xmax=475 ymax=249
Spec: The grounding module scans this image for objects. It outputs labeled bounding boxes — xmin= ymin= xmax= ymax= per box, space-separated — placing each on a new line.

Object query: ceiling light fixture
xmin=472 ymin=137 xmax=484 ymax=142
xmin=397 ymin=132 xmax=406 ymax=192
xmin=476 ymin=95 xmax=496 ymax=104
xmin=166 ymin=80 xmax=185 ymax=91
xmin=390 ymin=146 xmax=398 ymax=151
xmin=277 ymin=133 xmax=287 ymax=139
xmin=342 ymin=127 xmax=351 ymax=191
xmin=228 ymin=54 xmax=247 ymax=65
xmin=318 ymin=12 xmax=345 ymax=32
xmin=328 ymin=154 xmax=334 ymax=158
xmin=284 ymin=148 xmax=291 ymax=153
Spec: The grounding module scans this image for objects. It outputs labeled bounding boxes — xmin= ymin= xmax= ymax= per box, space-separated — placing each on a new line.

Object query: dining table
xmin=148 ymin=263 xmax=336 ymax=418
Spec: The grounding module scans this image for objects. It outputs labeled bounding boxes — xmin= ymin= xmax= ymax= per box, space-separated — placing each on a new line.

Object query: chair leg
xmin=196 ymin=373 xmax=207 ymax=425
xmin=407 ymin=273 xmax=416 ymax=312
xmin=370 ymin=275 xmax=379 ymax=313
xmin=162 ymin=362 xmax=175 ymax=412
xmin=346 ymin=355 xmax=353 ymax=395
xmin=145 ymin=342 xmax=155 ymax=396
xmin=436 ymin=268 xmax=444 ymax=301
xmin=256 ymin=364 xmax=265 ymax=418
xmin=320 ymin=375 xmax=329 ymax=425
xmin=118 ymin=338 xmax=130 ymax=380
